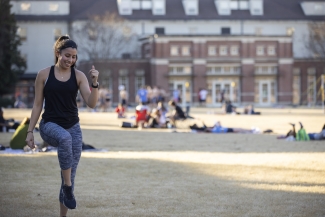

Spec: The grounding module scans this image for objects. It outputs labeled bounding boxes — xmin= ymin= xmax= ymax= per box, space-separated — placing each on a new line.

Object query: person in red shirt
xmin=115 ymin=103 xmax=126 ymax=118
xmin=135 ymin=102 xmax=148 ymax=127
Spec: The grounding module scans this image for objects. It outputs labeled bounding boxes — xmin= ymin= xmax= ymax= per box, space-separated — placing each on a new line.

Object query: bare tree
xmin=307 ymin=22 xmax=325 ymax=60
xmin=72 ymin=12 xmax=140 ymax=61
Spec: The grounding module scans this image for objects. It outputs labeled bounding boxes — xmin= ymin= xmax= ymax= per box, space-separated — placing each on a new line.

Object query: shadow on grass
xmin=0 ymin=155 xmax=324 ymax=217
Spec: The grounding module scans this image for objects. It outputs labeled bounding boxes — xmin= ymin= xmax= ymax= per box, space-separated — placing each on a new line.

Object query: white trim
xmin=278 ymin=58 xmax=294 ymax=64
xmin=277 ymin=92 xmax=293 ymax=96
xmin=154 ymin=36 xmax=291 ymax=43
xmin=193 ymin=59 xmax=206 ymax=65
xmin=150 ymin=59 xmax=169 ymax=65
xmin=207 ymin=63 xmax=241 ymax=67
xmin=241 ymin=59 xmax=255 ymax=64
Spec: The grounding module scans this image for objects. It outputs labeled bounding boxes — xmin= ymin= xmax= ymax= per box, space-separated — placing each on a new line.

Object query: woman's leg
xmin=40 ymin=121 xmax=82 ymax=213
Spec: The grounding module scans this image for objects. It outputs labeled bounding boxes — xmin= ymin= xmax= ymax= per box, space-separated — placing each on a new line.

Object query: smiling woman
xmin=24 ymin=35 xmax=100 ymax=217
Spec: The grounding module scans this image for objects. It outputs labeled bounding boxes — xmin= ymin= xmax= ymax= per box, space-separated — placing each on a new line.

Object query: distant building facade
xmin=10 ymin=0 xmax=325 ymax=107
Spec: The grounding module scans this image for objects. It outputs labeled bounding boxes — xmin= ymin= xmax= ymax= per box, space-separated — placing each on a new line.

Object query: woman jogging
xmin=25 ymin=35 xmax=99 ymax=217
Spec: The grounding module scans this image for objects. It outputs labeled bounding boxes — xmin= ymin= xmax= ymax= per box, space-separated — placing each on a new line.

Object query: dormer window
xmin=152 ymin=0 xmax=166 ymax=15
xmin=141 ymin=1 xmax=152 ymax=9
xmin=239 ymin=0 xmax=249 ymax=9
xmin=131 ymin=0 xmax=141 ymax=10
xmin=20 ymin=3 xmax=31 ymax=11
xmin=215 ymin=0 xmax=231 ymax=15
xmin=250 ymin=0 xmax=263 ymax=15
xmin=49 ymin=4 xmax=59 ymax=12
xmin=117 ymin=0 xmax=132 ymax=15
xmin=183 ymin=0 xmax=199 ymax=15
xmin=230 ymin=0 xmax=239 ymax=10
xmin=301 ymin=2 xmax=325 ymax=16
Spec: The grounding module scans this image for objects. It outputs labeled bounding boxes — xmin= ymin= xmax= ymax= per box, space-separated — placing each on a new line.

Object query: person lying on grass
xmin=190 ymin=121 xmax=259 ymax=134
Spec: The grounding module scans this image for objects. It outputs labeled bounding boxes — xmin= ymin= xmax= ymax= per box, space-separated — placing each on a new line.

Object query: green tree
xmin=0 ymin=0 xmax=26 ymax=96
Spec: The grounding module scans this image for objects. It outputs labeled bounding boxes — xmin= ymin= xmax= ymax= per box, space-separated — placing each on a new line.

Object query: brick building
xmin=10 ymin=0 xmax=325 ymax=107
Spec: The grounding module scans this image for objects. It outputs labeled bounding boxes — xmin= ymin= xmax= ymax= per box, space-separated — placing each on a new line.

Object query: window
xmin=219 ymin=46 xmax=228 ymax=56
xmin=118 ymin=1 xmax=132 ymax=15
xmin=217 ymin=1 xmax=231 ymax=15
xmin=155 ymin=27 xmax=165 ymax=34
xmin=239 ymin=0 xmax=249 ymax=9
xmin=207 ymin=66 xmax=240 ymax=74
xmin=256 ymin=46 xmax=264 ymax=56
xmin=221 ymin=27 xmax=231 ymax=35
xmin=230 ymin=0 xmax=239 ymax=9
xmin=230 ymin=46 xmax=238 ymax=56
xmin=292 ymin=75 xmax=301 ymax=105
xmin=17 ymin=27 xmax=27 ymax=41
xmin=208 ymin=46 xmax=216 ymax=56
xmin=183 ymin=0 xmax=198 ymax=15
xmin=267 ymin=46 xmax=275 ymax=55
xmin=170 ymin=46 xmax=179 ymax=56
xmin=135 ymin=76 xmax=145 ymax=93
xmin=152 ymin=0 xmax=165 ymax=15
xmin=141 ymin=0 xmax=152 ymax=9
xmin=307 ymin=75 xmax=316 ymax=106
xmin=255 ymin=66 xmax=277 ymax=74
xmin=314 ymin=4 xmax=324 ymax=12
xmin=54 ymin=28 xmax=61 ymax=40
xmin=49 ymin=3 xmax=59 ymax=12
xmin=169 ymin=66 xmax=191 ymax=74
xmin=286 ymin=27 xmax=295 ymax=36
xmin=307 ymin=68 xmax=316 ymax=75
xmin=182 ymin=46 xmax=190 ymax=56
xmin=20 ymin=3 xmax=31 ymax=11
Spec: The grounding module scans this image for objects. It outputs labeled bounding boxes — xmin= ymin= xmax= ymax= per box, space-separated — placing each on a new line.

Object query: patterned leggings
xmin=39 ymin=120 xmax=83 ymax=203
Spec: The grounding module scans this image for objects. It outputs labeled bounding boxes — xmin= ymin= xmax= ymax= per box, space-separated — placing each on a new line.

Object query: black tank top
xmin=42 ymin=66 xmax=79 ymax=129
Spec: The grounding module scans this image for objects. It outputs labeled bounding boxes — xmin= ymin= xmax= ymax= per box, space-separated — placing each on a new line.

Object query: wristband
xmin=91 ymin=82 xmax=99 ymax=88
xmin=27 ymin=131 xmax=33 ymax=134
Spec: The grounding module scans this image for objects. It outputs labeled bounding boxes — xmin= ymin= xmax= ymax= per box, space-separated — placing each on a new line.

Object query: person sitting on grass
xmin=167 ymin=100 xmax=186 ymax=127
xmin=115 ymin=103 xmax=126 ymax=118
xmin=135 ymin=102 xmax=148 ymax=128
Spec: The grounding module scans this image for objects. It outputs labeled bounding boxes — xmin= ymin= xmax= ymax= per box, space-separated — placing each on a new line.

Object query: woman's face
xmin=57 ymin=47 xmax=77 ymax=68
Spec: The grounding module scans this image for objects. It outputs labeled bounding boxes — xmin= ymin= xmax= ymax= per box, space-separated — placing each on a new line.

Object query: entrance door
xmin=212 ymin=81 xmax=233 ymax=105
xmin=259 ymin=80 xmax=272 ymax=105
xmin=170 ymin=81 xmax=187 ymax=107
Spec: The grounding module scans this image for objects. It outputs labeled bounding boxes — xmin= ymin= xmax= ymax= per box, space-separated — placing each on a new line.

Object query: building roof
xmin=13 ymin=0 xmax=325 ymax=22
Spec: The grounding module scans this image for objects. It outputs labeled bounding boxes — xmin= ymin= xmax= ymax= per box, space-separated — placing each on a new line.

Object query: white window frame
xmin=219 ymin=46 xmax=228 ymax=56
xmin=267 ymin=46 xmax=276 ymax=56
xmin=49 ymin=3 xmax=59 ymax=12
xmin=256 ymin=46 xmax=264 ymax=56
xmin=230 ymin=46 xmax=239 ymax=56
xmin=20 ymin=3 xmax=31 ymax=11
xmin=208 ymin=46 xmax=217 ymax=56
xmin=170 ymin=46 xmax=179 ymax=56
xmin=182 ymin=46 xmax=190 ymax=56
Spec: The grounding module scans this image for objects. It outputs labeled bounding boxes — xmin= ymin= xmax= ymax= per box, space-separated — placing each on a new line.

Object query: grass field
xmin=0 ymin=108 xmax=324 ymax=217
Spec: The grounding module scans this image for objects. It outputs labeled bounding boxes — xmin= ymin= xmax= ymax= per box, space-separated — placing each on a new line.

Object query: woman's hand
xmin=25 ymin=132 xmax=35 ymax=149
xmin=89 ymin=65 xmax=99 ymax=85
